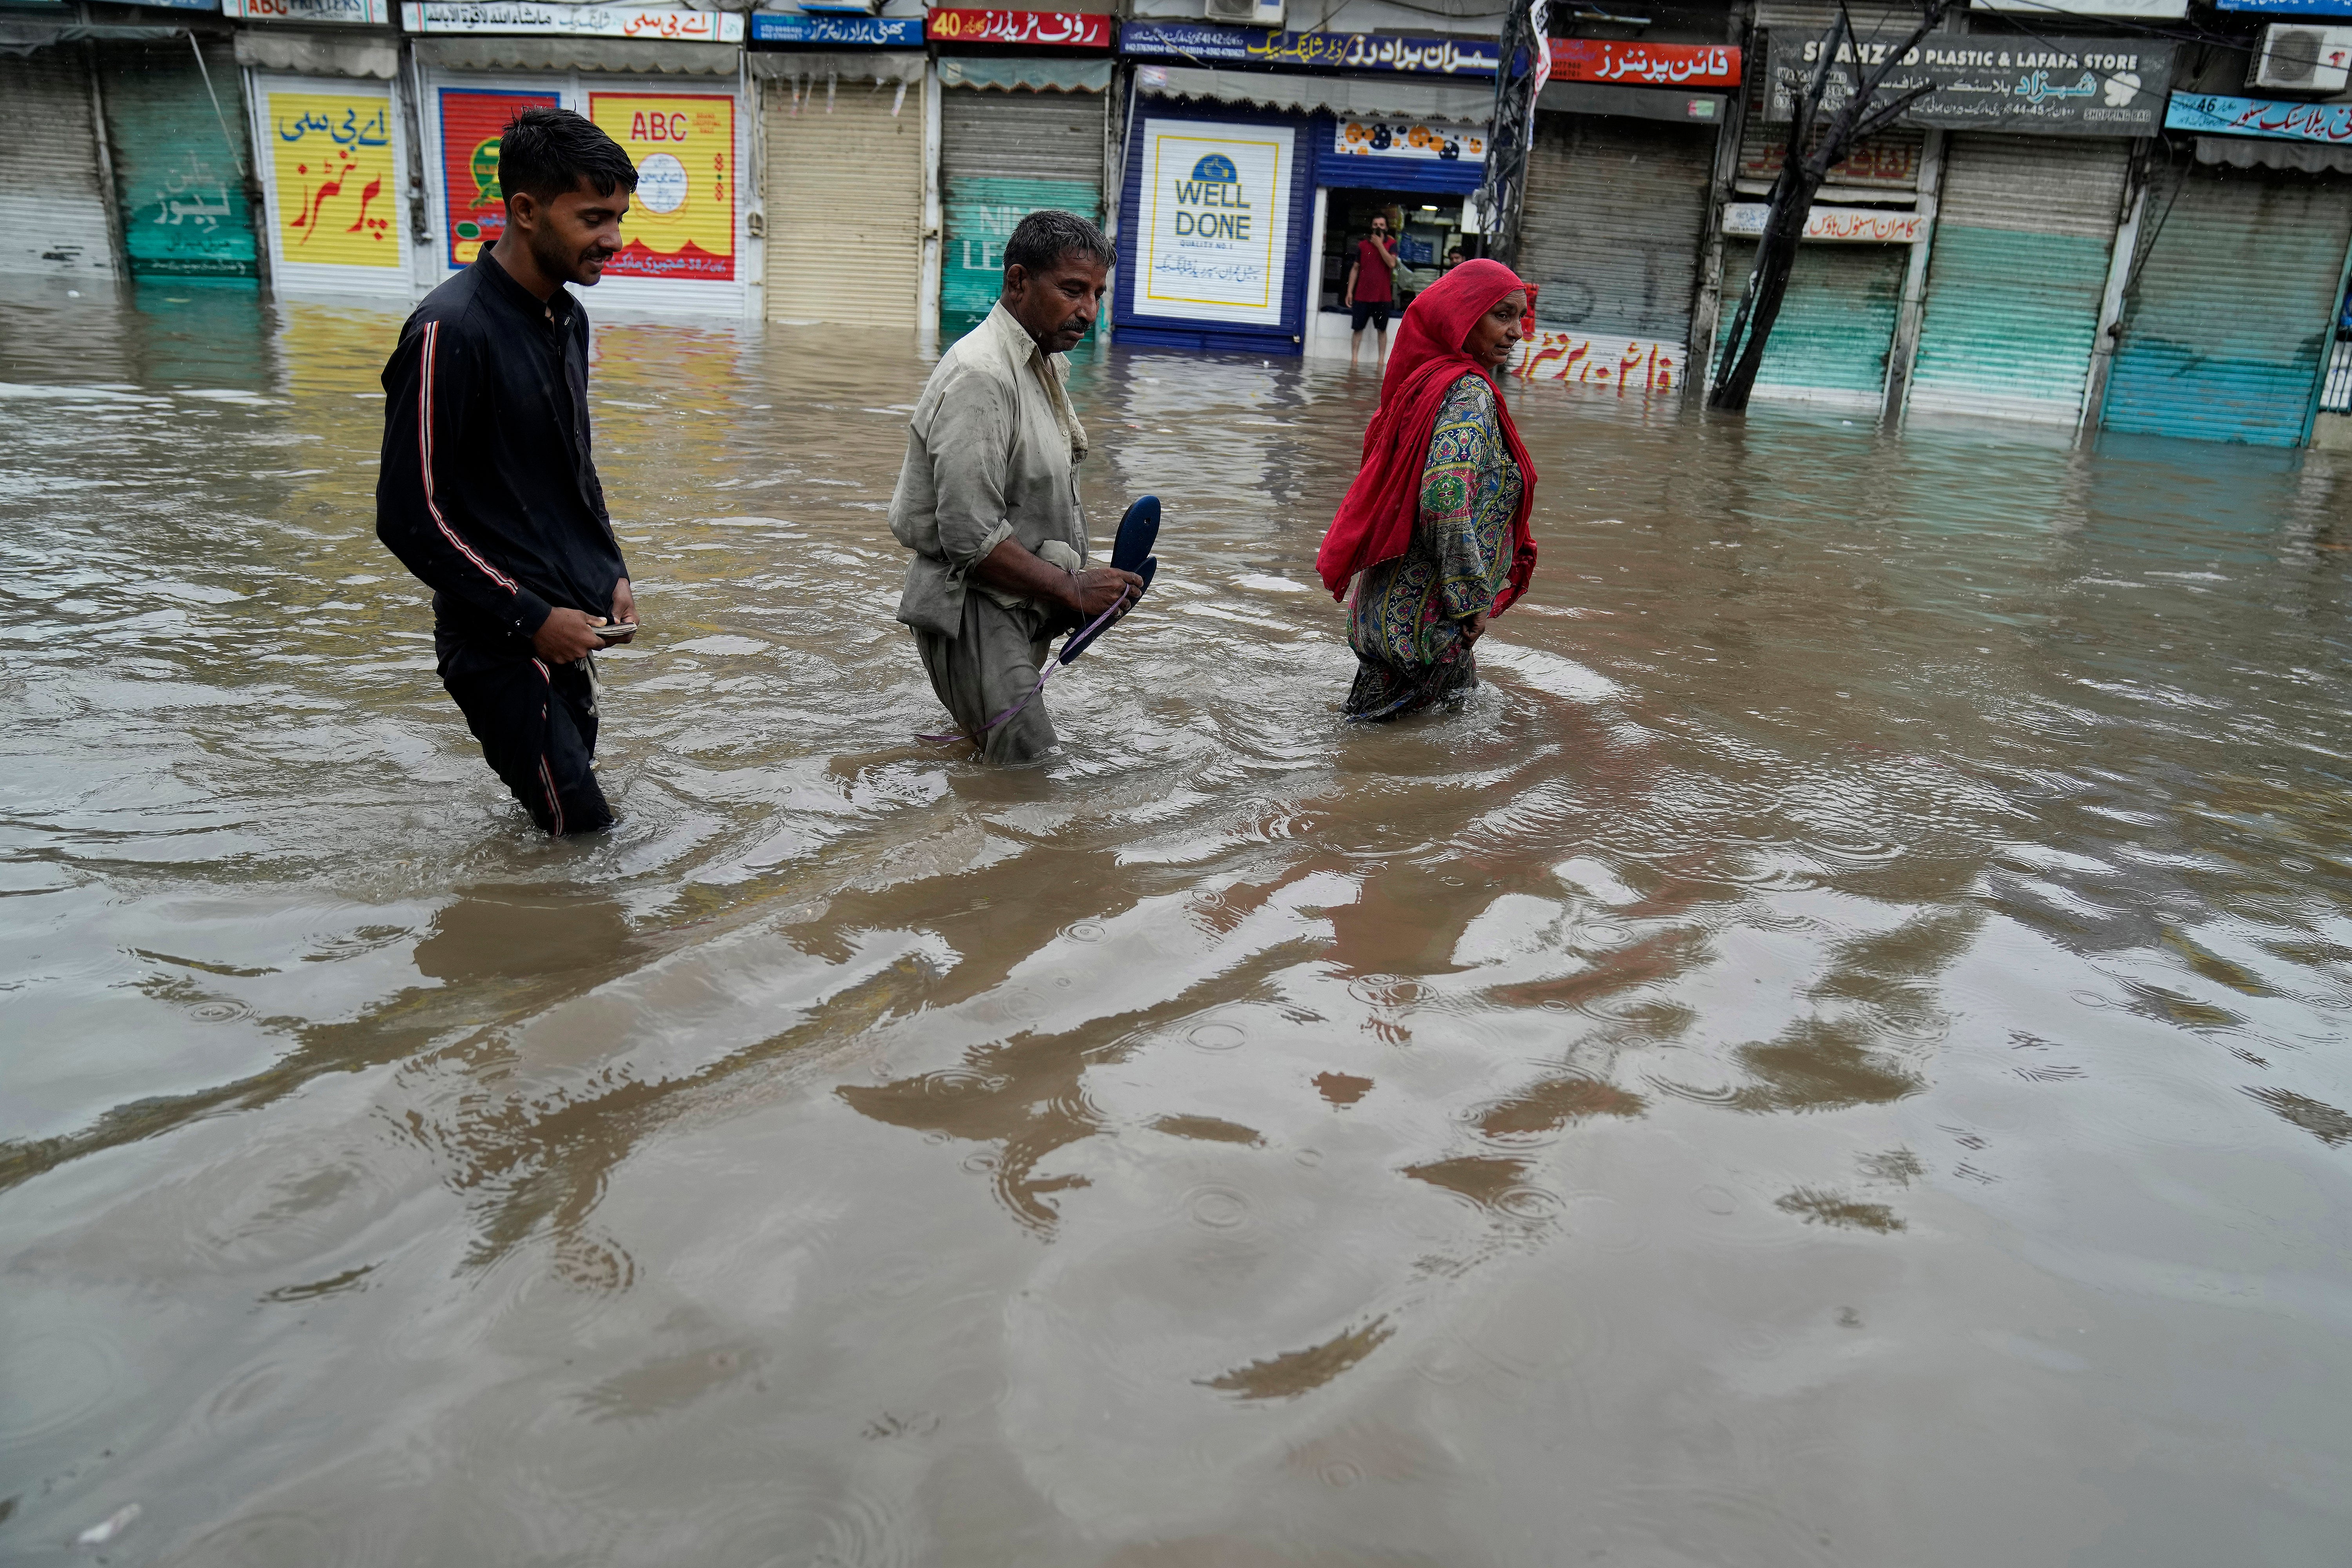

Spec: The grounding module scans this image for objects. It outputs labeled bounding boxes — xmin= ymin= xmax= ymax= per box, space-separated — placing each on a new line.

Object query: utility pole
xmin=1710 ymin=0 xmax=1950 ymax=412
xmin=1476 ymin=0 xmax=1548 ymax=268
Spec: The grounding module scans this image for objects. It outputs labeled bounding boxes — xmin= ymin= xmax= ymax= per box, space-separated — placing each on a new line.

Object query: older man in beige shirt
xmin=890 ymin=210 xmax=1143 ymax=763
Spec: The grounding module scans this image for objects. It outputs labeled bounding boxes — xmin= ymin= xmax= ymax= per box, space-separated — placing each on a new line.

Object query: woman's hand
xmin=1461 ymin=609 xmax=1490 ymax=645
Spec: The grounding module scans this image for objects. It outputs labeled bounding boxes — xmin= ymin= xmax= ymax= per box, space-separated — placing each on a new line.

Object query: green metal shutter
xmin=1519 ymin=111 xmax=1715 ymax=346
xmin=940 ymin=85 xmax=1105 ymax=342
xmin=1909 ymin=135 xmax=2130 ymax=424
xmin=2103 ymin=161 xmax=2352 ymax=446
xmin=1717 ymin=238 xmax=1904 ymax=408
xmin=0 ymin=53 xmax=116 ymax=277
xmin=98 ymin=38 xmax=259 ymax=281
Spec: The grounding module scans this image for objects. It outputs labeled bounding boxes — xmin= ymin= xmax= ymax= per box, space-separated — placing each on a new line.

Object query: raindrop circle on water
xmin=1186 ymin=1185 xmax=1250 ymax=1229
xmin=1695 ymin=1184 xmax=1737 ymax=1215
xmin=188 ymin=999 xmax=252 ymax=1024
xmin=1188 ymin=1022 xmax=1245 ymax=1051
xmin=1064 ymin=921 xmax=1105 ymax=944
xmin=1319 ymin=1460 xmax=1364 ymax=1489
xmin=1496 ymin=1186 xmax=1563 ymax=1222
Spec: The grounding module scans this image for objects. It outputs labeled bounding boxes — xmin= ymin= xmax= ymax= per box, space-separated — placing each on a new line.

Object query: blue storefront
xmin=1109 ymin=22 xmax=1497 ymax=357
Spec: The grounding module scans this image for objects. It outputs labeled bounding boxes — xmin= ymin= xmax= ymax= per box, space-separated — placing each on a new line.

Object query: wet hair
xmin=498 ymin=107 xmax=637 ymax=205
xmin=1003 ymin=209 xmax=1114 ymax=280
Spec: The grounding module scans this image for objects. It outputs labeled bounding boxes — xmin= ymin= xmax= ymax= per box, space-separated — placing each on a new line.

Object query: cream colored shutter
xmin=763 ymin=71 xmax=926 ymax=328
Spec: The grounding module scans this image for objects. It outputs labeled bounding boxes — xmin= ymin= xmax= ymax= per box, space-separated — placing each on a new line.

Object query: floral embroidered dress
xmin=1344 ymin=372 xmax=1524 ymax=720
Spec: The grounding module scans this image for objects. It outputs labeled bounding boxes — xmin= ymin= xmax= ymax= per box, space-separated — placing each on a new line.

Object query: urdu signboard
xmin=1120 ymin=22 xmax=1499 ymax=77
xmin=2167 ymin=91 xmax=2352 ymax=141
xmin=1762 ymin=33 xmax=2175 ymax=134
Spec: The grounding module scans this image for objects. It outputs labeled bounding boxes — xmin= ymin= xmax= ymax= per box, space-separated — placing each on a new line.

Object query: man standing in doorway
xmin=376 ymin=108 xmax=641 ymax=836
xmin=1344 ymin=211 xmax=1403 ymax=365
xmin=889 ymin=209 xmax=1145 ymax=763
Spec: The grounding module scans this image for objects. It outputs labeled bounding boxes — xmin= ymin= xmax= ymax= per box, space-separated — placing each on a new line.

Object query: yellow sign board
xmin=588 ymin=93 xmax=736 ymax=281
xmin=266 ymin=90 xmax=401 ymax=269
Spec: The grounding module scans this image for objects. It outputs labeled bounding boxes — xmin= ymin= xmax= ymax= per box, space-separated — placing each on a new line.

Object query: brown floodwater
xmin=4 ymin=275 xmax=2351 ymax=1566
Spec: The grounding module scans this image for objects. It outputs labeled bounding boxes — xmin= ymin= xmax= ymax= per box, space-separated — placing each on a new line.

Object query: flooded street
xmin=5 ymin=277 xmax=2351 ymax=1565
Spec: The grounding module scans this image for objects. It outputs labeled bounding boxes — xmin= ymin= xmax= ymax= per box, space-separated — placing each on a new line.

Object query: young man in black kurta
xmin=376 ymin=109 xmax=640 ymax=835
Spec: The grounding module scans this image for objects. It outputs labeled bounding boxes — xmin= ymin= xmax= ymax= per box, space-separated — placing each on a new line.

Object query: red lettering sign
xmin=1549 ymin=39 xmax=1741 ymax=89
xmin=924 ymin=8 xmax=1111 ymax=48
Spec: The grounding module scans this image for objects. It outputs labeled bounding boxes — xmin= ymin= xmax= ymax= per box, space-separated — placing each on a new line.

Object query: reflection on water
xmin=4 ymin=274 xmax=2351 ymax=1564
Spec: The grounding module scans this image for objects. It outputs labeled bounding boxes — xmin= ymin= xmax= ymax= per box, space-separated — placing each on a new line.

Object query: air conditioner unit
xmin=1203 ymin=0 xmax=1285 ymax=26
xmin=2252 ymin=24 xmax=2352 ymax=94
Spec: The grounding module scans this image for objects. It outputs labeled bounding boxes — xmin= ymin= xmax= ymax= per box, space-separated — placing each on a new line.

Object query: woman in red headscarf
xmin=1315 ymin=257 xmax=1538 ymax=721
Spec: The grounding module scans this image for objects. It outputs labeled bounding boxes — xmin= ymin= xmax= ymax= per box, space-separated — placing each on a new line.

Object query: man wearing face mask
xmin=889 ymin=209 xmax=1144 ymax=763
xmin=376 ymin=108 xmax=639 ymax=836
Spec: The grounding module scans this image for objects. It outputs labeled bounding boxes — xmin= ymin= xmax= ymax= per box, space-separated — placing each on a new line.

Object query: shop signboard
xmin=1740 ymin=131 xmax=1918 ymax=188
xmin=261 ymin=85 xmax=404 ymax=274
xmin=1762 ymin=34 xmax=2174 ymax=134
xmin=1976 ymin=0 xmax=2185 ymax=13
xmin=1548 ymin=40 xmax=1740 ymax=88
xmin=1330 ymin=117 xmax=1485 ymax=163
xmin=400 ymin=3 xmax=744 ymax=38
xmin=1134 ymin=117 xmax=1295 ymax=326
xmin=437 ymin=87 xmax=559 ymax=268
xmin=587 ymin=92 xmax=735 ymax=279
xmin=926 ymin=9 xmax=1109 ymax=48
xmin=1120 ymin=22 xmax=1499 ymax=77
xmin=225 ymin=0 xmax=391 ymax=22
xmin=2216 ymin=0 xmax=2352 ymax=12
xmin=2167 ymin=91 xmax=2352 ymax=141
xmin=131 ymin=0 xmax=225 ymax=13
xmin=1722 ymin=202 xmax=1923 ymax=242
xmin=748 ymin=11 xmax=921 ymax=44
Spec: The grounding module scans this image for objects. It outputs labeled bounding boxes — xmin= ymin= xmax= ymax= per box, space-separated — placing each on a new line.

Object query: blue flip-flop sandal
xmin=1061 ymin=495 xmax=1158 ymax=662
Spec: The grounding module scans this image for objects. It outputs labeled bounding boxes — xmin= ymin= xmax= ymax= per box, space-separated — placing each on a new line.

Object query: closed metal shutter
xmin=0 ymin=53 xmax=116 ymax=278
xmin=1717 ymin=236 xmax=1905 ymax=408
xmin=2103 ymin=162 xmax=2352 ymax=445
xmin=1520 ymin=112 xmax=1715 ymax=345
xmin=763 ymin=73 xmax=926 ymax=328
xmin=940 ymin=85 xmax=1105 ymax=339
xmin=98 ymin=39 xmax=260 ymax=281
xmin=1909 ymin=135 xmax=2129 ymax=422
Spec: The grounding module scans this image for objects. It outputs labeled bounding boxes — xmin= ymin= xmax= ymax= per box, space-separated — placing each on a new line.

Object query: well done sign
xmin=1137 ymin=119 xmax=1294 ymax=326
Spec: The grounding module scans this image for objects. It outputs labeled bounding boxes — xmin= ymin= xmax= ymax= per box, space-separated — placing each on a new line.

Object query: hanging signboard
xmin=2167 ymin=91 xmax=2352 ymax=141
xmin=437 ymin=86 xmax=558 ymax=268
xmin=400 ymin=3 xmax=744 ymax=38
xmin=225 ymin=0 xmax=390 ymax=22
xmin=586 ymin=92 xmax=735 ymax=280
xmin=1331 ymin=117 xmax=1485 ymax=163
xmin=1120 ymin=22 xmax=1499 ymax=77
xmin=1975 ymin=0 xmax=2185 ymax=13
xmin=748 ymin=11 xmax=921 ymax=45
xmin=926 ymin=9 xmax=1109 ymax=48
xmin=1722 ymin=202 xmax=1924 ymax=242
xmin=1762 ymin=34 xmax=2175 ymax=134
xmin=1548 ymin=40 xmax=1740 ymax=88
xmin=254 ymin=78 xmax=408 ymax=290
xmin=1134 ymin=117 xmax=1295 ymax=326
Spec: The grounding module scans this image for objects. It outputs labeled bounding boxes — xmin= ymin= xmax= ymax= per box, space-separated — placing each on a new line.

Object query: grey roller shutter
xmin=762 ymin=71 xmax=926 ymax=328
xmin=1520 ymin=111 xmax=1715 ymax=346
xmin=940 ymin=85 xmax=1107 ymax=339
xmin=0 ymin=53 xmax=116 ymax=278
xmin=2103 ymin=162 xmax=2352 ymax=445
xmin=1908 ymin=134 xmax=2129 ymax=423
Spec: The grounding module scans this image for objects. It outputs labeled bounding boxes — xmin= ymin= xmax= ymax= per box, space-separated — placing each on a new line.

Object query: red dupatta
xmin=1314 ymin=258 xmax=1539 ymax=611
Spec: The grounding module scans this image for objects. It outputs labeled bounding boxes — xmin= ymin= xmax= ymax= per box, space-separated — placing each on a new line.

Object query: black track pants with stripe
xmin=435 ymin=629 xmax=613 ymax=836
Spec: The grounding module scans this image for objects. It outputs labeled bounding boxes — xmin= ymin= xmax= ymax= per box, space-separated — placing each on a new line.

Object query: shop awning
xmin=745 ymin=49 xmax=926 ymax=85
xmin=2194 ymin=134 xmax=2352 ymax=176
xmin=233 ymin=27 xmax=398 ymax=80
xmin=1133 ymin=64 xmax=1493 ymax=123
xmin=0 ymin=20 xmax=191 ymax=54
xmin=936 ymin=55 xmax=1111 ymax=93
xmin=410 ymin=35 xmax=739 ymax=75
